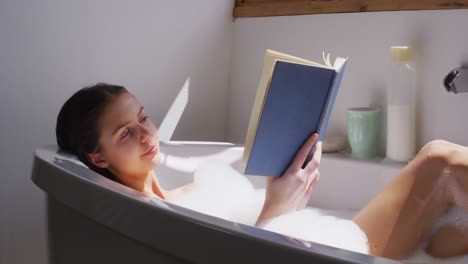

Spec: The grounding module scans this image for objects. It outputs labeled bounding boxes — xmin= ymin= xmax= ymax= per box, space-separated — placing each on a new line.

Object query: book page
xmin=268 ymin=49 xmax=330 ymax=68
xmin=333 ymin=57 xmax=347 ymax=69
xmin=243 ymin=53 xmax=278 ymax=164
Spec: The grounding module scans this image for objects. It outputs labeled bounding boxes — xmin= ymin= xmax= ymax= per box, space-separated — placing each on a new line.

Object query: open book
xmin=242 ymin=49 xmax=348 ymax=177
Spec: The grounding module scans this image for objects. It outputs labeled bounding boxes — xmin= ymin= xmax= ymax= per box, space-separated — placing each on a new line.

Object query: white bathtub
xmin=32 ymin=141 xmax=403 ymax=264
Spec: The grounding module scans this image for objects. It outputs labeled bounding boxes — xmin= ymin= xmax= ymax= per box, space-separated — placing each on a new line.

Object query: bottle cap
xmin=390 ymin=46 xmax=412 ymax=62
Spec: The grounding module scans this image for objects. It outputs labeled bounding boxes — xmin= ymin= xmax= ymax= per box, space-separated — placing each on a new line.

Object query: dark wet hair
xmin=56 ymin=83 xmax=128 ymax=181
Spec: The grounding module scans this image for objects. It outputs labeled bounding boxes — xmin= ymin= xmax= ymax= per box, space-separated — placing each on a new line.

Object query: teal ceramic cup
xmin=347 ymin=107 xmax=380 ymax=159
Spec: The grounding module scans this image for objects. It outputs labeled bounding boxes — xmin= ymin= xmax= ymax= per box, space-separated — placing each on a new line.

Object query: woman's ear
xmin=87 ymin=153 xmax=109 ymax=169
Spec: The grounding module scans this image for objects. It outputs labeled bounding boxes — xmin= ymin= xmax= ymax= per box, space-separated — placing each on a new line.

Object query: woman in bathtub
xmin=56 ymin=83 xmax=467 ymax=260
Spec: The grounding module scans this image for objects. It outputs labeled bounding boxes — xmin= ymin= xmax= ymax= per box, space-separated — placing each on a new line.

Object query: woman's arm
xmin=255 ymin=133 xmax=322 ymax=227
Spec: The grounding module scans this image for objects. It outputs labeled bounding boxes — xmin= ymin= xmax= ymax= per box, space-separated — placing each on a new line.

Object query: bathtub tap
xmin=444 ymin=66 xmax=468 ymax=94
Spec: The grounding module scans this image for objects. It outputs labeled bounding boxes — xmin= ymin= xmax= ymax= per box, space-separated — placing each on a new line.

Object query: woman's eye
xmin=121 ymin=128 xmax=130 ymax=139
xmin=140 ymin=116 xmax=148 ymax=122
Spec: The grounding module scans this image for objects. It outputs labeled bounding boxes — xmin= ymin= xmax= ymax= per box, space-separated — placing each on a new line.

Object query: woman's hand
xmin=255 ymin=133 xmax=322 ymax=227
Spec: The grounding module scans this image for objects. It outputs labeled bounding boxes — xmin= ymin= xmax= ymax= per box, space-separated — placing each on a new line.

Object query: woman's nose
xmin=140 ymin=126 xmax=152 ymax=143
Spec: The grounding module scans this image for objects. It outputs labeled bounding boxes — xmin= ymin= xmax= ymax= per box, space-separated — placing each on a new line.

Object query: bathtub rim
xmin=31 ymin=142 xmax=400 ymax=264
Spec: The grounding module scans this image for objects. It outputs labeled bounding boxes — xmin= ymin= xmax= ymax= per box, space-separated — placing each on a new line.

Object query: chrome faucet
xmin=444 ymin=67 xmax=468 ymax=94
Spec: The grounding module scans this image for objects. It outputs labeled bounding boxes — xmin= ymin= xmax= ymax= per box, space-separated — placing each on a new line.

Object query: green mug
xmin=347 ymin=107 xmax=380 ymax=159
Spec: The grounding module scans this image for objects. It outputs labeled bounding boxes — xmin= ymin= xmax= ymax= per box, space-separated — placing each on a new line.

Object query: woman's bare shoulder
xmin=164 ymin=183 xmax=195 ymax=201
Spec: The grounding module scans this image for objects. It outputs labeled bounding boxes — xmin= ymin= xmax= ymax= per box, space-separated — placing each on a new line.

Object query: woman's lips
xmin=143 ymin=145 xmax=158 ymax=156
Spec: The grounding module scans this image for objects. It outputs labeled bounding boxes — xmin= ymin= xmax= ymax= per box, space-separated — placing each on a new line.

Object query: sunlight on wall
xmin=158 ymin=77 xmax=190 ymax=141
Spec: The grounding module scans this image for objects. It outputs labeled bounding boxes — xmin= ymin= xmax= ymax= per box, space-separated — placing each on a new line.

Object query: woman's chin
xmin=150 ymin=154 xmax=161 ymax=168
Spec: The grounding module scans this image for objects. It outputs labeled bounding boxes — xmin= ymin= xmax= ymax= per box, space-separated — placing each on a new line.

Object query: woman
xmin=56 ymin=83 xmax=468 ymax=260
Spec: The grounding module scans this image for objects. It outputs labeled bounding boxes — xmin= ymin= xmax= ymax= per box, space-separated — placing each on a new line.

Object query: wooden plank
xmin=233 ymin=0 xmax=468 ymax=18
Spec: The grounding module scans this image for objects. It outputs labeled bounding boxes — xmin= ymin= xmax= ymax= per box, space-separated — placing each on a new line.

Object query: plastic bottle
xmin=386 ymin=46 xmax=416 ymax=162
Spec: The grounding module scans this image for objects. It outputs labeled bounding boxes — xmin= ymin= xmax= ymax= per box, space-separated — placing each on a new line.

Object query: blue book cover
xmin=244 ymin=54 xmax=347 ymax=177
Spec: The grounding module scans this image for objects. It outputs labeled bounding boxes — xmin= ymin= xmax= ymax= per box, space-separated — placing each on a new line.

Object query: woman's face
xmin=89 ymin=93 xmax=161 ymax=179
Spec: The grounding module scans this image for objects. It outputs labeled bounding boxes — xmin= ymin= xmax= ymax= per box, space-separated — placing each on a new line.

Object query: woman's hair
xmin=56 ymin=83 xmax=128 ymax=181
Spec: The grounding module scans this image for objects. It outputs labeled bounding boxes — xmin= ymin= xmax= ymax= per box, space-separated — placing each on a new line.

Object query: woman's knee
xmin=418 ymin=140 xmax=456 ymax=164
xmin=410 ymin=140 xmax=455 ymax=196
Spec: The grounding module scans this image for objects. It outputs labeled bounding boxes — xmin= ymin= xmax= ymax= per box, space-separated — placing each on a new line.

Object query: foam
xmin=262 ymin=208 xmax=369 ymax=254
xmin=169 ymin=161 xmax=468 ymax=263
xmin=169 ymin=160 xmax=264 ymax=225
xmin=434 ymin=206 xmax=468 ymax=235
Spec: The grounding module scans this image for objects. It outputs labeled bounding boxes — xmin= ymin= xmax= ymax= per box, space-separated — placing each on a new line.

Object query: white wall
xmin=229 ymin=9 xmax=468 ymax=154
xmin=0 ymin=0 xmax=233 ymax=263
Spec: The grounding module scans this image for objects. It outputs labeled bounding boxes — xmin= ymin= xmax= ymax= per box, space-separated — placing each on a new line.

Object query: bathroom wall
xmin=228 ymin=9 xmax=468 ymax=154
xmin=0 ymin=0 xmax=233 ymax=263
xmin=2 ymin=1 xmax=468 ymax=263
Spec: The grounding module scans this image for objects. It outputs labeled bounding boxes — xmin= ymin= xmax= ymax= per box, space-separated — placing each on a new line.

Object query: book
xmin=242 ymin=49 xmax=348 ymax=177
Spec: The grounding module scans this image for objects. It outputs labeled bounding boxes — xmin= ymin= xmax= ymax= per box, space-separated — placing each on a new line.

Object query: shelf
xmin=323 ymin=150 xmax=409 ymax=169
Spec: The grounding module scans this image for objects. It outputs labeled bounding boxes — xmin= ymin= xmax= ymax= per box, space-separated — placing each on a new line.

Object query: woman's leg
xmin=425 ymin=224 xmax=468 ymax=258
xmin=352 ymin=140 xmax=468 ymax=259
